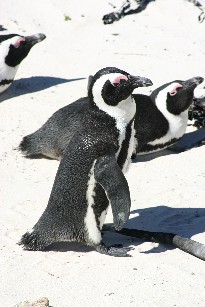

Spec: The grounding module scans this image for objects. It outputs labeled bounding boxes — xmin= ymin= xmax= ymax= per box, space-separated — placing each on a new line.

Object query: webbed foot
xmin=94 ymin=242 xmax=133 ymax=257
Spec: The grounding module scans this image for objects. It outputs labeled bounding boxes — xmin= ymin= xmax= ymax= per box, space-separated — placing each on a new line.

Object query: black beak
xmin=183 ymin=76 xmax=204 ymax=90
xmin=24 ymin=33 xmax=46 ymax=47
xmin=128 ymin=75 xmax=153 ymax=88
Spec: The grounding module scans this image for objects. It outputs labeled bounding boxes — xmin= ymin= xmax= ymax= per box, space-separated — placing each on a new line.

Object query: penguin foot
xmin=102 ymin=12 xmax=121 ymax=24
xmin=94 ymin=242 xmax=133 ymax=257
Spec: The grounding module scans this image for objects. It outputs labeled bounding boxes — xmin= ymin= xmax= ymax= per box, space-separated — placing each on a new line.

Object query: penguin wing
xmin=94 ymin=155 xmax=131 ymax=230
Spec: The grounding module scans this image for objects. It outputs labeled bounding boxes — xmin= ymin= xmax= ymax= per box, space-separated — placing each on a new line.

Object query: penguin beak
xmin=182 ymin=76 xmax=204 ymax=90
xmin=128 ymin=75 xmax=153 ymax=88
xmin=24 ymin=33 xmax=46 ymax=47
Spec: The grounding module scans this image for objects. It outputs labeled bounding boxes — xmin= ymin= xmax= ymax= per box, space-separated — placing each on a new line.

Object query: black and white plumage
xmin=135 ymin=76 xmax=204 ymax=155
xmin=188 ymin=95 xmax=205 ymax=128
xmin=19 ymin=76 xmax=203 ymax=160
xmin=103 ymin=0 xmax=154 ymax=24
xmin=0 ymin=25 xmax=7 ymax=31
xmin=0 ymin=33 xmax=46 ymax=93
xmin=102 ymin=0 xmax=205 ymax=24
xmin=19 ymin=67 xmax=152 ymax=257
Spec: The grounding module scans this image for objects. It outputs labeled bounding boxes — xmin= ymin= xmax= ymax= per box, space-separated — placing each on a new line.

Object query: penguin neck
xmin=155 ymin=91 xmax=189 ymax=138
xmin=90 ymin=95 xmax=136 ymax=134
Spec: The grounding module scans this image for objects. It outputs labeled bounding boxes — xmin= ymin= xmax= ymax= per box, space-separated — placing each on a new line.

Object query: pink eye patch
xmin=169 ymin=83 xmax=183 ymax=96
xmin=14 ymin=37 xmax=25 ymax=48
xmin=112 ymin=75 xmax=128 ymax=86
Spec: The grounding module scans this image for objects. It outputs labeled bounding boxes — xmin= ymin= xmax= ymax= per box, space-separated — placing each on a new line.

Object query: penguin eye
xmin=169 ymin=84 xmax=183 ymax=96
xmin=112 ymin=75 xmax=128 ymax=87
xmin=169 ymin=90 xmax=177 ymax=96
xmin=12 ymin=37 xmax=25 ymax=48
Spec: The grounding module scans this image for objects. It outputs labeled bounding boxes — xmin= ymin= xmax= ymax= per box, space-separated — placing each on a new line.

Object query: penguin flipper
xmin=94 ymin=155 xmax=131 ymax=230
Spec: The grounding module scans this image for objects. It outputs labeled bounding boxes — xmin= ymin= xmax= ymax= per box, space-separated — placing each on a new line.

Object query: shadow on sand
xmin=122 ymin=205 xmax=205 ymax=254
xmin=42 ymin=205 xmax=205 ymax=256
xmin=0 ymin=75 xmax=85 ymax=103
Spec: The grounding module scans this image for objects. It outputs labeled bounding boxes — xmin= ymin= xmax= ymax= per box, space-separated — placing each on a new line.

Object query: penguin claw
xmin=107 ymin=246 xmax=133 ymax=257
xmin=95 ymin=242 xmax=133 ymax=257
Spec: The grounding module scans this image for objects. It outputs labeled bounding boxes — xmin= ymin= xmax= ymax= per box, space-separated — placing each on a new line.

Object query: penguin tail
xmin=18 ymin=230 xmax=47 ymax=251
xmin=18 ymin=134 xmax=41 ymax=157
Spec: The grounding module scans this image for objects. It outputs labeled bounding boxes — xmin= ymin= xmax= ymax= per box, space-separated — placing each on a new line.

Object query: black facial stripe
xmin=5 ymin=44 xmax=31 ymax=67
xmin=0 ymin=79 xmax=13 ymax=86
xmin=101 ymin=79 xmax=134 ymax=106
xmin=88 ymin=67 xmax=130 ymax=104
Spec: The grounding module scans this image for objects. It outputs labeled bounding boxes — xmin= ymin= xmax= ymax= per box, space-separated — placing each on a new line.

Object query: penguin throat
xmin=92 ymin=94 xmax=136 ymax=131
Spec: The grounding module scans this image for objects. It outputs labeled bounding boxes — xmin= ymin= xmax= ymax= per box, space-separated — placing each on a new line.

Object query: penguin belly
xmin=0 ymin=64 xmax=18 ymax=93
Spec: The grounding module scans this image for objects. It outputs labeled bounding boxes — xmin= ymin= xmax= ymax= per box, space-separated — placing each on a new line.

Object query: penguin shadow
xmin=45 ymin=241 xmax=94 ymax=254
xmin=0 ymin=76 xmax=85 ymax=102
xmin=35 ymin=205 xmax=205 ymax=255
xmin=21 ymin=153 xmax=55 ymax=160
xmin=118 ymin=205 xmax=205 ymax=255
xmin=133 ymin=127 xmax=205 ymax=163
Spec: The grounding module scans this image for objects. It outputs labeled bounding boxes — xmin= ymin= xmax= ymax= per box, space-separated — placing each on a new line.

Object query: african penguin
xmin=103 ymin=0 xmax=155 ymax=25
xmin=102 ymin=0 xmax=205 ymax=25
xmin=0 ymin=33 xmax=46 ymax=93
xmin=19 ymin=76 xmax=203 ymax=159
xmin=135 ymin=76 xmax=204 ymax=154
xmin=19 ymin=67 xmax=152 ymax=257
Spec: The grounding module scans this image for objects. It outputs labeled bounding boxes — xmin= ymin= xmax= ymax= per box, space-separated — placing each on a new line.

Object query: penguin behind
xmin=134 ymin=76 xmax=204 ymax=154
xmin=19 ymin=67 xmax=152 ymax=257
xmin=0 ymin=33 xmax=46 ymax=93
xmin=19 ymin=76 xmax=203 ymax=159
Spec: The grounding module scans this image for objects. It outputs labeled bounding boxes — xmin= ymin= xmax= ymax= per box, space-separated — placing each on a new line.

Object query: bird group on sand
xmin=1 ymin=28 xmax=205 ymax=260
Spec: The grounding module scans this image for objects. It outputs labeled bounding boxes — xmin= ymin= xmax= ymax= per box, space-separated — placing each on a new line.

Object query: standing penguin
xmin=0 ymin=33 xmax=46 ymax=93
xmin=19 ymin=76 xmax=203 ymax=159
xmin=19 ymin=67 xmax=152 ymax=257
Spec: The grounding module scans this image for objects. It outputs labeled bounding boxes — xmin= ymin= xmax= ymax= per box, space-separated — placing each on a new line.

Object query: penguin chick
xmin=19 ymin=67 xmax=152 ymax=257
xmin=0 ymin=33 xmax=46 ymax=93
xmin=19 ymin=76 xmax=203 ymax=159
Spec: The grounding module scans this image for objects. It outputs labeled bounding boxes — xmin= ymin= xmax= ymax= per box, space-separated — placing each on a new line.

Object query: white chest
xmin=0 ymin=46 xmax=19 ymax=93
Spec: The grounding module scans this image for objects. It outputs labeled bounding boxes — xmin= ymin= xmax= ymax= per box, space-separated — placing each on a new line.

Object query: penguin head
xmin=0 ymin=33 xmax=46 ymax=67
xmin=151 ymin=77 xmax=204 ymax=115
xmin=88 ymin=67 xmax=152 ymax=109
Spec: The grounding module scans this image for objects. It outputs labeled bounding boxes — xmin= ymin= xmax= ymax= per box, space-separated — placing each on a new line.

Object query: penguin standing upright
xmin=19 ymin=76 xmax=203 ymax=159
xmin=0 ymin=33 xmax=46 ymax=93
xmin=19 ymin=67 xmax=152 ymax=257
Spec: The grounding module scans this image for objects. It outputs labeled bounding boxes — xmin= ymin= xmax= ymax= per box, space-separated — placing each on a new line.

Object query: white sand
xmin=0 ymin=0 xmax=205 ymax=306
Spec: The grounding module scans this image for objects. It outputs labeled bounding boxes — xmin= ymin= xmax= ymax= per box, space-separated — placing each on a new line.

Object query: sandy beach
xmin=0 ymin=0 xmax=205 ymax=306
